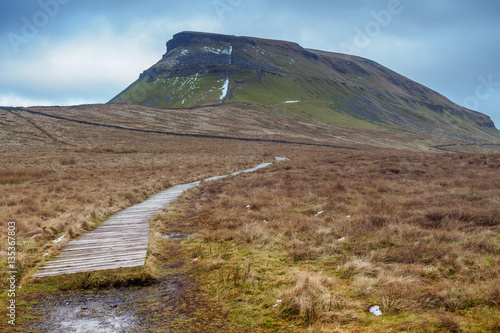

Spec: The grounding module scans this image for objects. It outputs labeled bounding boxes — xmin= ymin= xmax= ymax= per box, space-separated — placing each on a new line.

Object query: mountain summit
xmin=110 ymin=31 xmax=499 ymax=140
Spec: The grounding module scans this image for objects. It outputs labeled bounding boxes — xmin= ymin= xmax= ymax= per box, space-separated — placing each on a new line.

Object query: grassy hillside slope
xmin=110 ymin=32 xmax=500 ymax=142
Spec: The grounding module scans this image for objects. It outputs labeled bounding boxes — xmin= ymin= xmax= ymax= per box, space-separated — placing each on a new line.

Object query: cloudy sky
xmin=1 ymin=0 xmax=499 ymax=127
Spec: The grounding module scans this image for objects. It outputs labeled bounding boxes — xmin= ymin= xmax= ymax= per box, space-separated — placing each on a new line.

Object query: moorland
xmin=0 ymin=104 xmax=499 ymax=332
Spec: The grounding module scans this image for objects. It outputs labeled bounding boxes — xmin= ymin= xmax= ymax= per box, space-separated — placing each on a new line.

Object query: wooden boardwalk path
xmin=33 ymin=163 xmax=271 ymax=277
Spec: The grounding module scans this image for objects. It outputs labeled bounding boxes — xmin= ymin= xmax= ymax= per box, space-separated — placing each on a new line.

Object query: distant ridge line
xmin=7 ymin=107 xmax=362 ymax=150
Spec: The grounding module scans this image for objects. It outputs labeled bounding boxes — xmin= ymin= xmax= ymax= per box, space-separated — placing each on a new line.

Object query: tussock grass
xmin=280 ymin=271 xmax=353 ymax=323
xmin=168 ymin=150 xmax=500 ymax=332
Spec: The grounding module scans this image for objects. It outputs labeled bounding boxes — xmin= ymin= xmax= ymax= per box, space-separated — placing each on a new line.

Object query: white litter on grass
xmin=191 ymin=258 xmax=199 ymax=263
xmin=43 ymin=253 xmax=49 ymax=257
xmin=346 ymin=215 xmax=351 ymax=219
xmin=275 ymin=156 xmax=290 ymax=162
xmin=338 ymin=237 xmax=345 ymax=242
xmin=246 ymin=205 xmax=251 ymax=208
xmin=264 ymin=220 xmax=269 ymax=224
xmin=283 ymin=100 xmax=300 ymax=104
xmin=272 ymin=300 xmax=283 ymax=307
xmin=315 ymin=211 xmax=324 ymax=217
xmin=369 ymin=305 xmax=382 ymax=316
xmin=52 ymin=232 xmax=67 ymax=243
xmin=220 ymin=77 xmax=229 ymax=101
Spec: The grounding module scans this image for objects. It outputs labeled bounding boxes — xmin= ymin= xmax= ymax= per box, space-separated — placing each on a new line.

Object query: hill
xmin=110 ymin=31 xmax=499 ymax=142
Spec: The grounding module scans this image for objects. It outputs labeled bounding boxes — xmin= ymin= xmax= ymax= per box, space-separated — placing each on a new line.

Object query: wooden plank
xmin=59 ymin=246 xmax=147 ymax=256
xmin=34 ymin=259 xmax=147 ymax=272
xmin=67 ymin=235 xmax=149 ymax=242
xmin=37 ymin=255 xmax=148 ymax=268
xmin=41 ymin=253 xmax=148 ymax=268
xmin=33 ymin=260 xmax=146 ymax=277
xmin=77 ymin=227 xmax=149 ymax=233
xmin=61 ymin=242 xmax=148 ymax=250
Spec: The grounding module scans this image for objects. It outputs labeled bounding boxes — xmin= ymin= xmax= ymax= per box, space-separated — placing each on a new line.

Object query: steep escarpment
xmin=110 ymin=31 xmax=499 ymax=141
xmin=137 ymin=32 xmax=299 ymax=83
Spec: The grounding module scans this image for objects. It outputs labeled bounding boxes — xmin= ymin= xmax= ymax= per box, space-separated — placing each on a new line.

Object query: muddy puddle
xmin=29 ymin=290 xmax=142 ymax=333
xmin=24 ymin=272 xmax=211 ymax=333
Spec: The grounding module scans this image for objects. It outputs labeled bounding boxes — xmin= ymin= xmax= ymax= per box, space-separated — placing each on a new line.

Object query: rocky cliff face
xmin=110 ymin=31 xmax=499 ymax=141
xmin=140 ymin=32 xmax=287 ymax=81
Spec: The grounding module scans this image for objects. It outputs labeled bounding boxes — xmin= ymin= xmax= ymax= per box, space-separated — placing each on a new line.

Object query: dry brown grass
xmin=2 ymin=104 xmax=500 ymax=331
xmin=280 ymin=271 xmax=354 ymax=323
xmin=169 ymin=149 xmax=500 ymax=331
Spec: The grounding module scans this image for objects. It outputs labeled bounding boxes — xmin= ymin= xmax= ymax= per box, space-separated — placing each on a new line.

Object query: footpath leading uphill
xmin=33 ymin=162 xmax=272 ymax=278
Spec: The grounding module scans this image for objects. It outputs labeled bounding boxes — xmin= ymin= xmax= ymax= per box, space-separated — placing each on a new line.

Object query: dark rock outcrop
xmin=141 ymin=31 xmax=286 ymax=81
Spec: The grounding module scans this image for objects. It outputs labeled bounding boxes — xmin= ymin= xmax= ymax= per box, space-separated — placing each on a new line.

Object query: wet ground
xmin=27 ymin=279 xmax=182 ymax=333
xmin=24 ymin=243 xmax=231 ymax=333
xmin=30 ymin=291 xmax=140 ymax=332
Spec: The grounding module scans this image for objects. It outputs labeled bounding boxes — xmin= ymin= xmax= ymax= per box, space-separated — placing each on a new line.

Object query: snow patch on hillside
xmin=220 ymin=78 xmax=229 ymax=101
xmin=202 ymin=45 xmax=233 ymax=55
xmin=203 ymin=46 xmax=223 ymax=54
